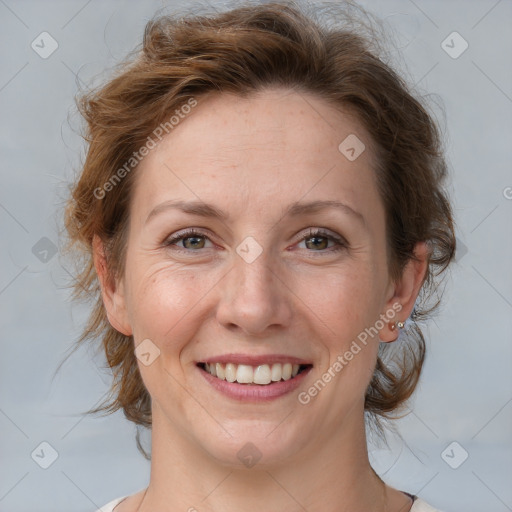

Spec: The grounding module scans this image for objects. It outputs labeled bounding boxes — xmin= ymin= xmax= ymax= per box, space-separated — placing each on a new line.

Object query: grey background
xmin=0 ymin=0 xmax=511 ymax=511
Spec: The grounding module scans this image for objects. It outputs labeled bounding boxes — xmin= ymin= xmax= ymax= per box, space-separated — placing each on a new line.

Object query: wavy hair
xmin=59 ymin=0 xmax=456 ymax=458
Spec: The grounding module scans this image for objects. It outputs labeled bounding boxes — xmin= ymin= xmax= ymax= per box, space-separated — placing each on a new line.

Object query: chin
xmin=192 ymin=417 xmax=312 ymax=470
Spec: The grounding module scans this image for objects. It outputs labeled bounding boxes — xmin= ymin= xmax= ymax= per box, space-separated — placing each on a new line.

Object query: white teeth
xmin=236 ymin=364 xmax=253 ymax=384
xmin=215 ymin=362 xmax=225 ymax=380
xmin=225 ymin=363 xmax=236 ymax=382
xmin=253 ymin=364 xmax=271 ymax=384
xmin=282 ymin=363 xmax=292 ymax=380
xmin=271 ymin=363 xmax=281 ymax=382
xmin=203 ymin=362 xmax=306 ymax=385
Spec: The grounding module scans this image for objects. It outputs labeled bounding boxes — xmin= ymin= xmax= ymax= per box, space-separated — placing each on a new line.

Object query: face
xmin=102 ymin=87 xmax=412 ymax=467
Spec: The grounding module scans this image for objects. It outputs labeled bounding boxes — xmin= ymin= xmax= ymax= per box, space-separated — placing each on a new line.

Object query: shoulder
xmin=411 ymin=497 xmax=445 ymax=512
xmin=95 ymin=496 xmax=127 ymax=512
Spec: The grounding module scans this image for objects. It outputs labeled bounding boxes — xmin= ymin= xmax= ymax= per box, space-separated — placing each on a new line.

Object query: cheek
xmin=305 ymin=265 xmax=379 ymax=340
xmin=306 ymin=264 xmax=381 ymax=388
xmin=125 ymin=262 xmax=203 ymax=354
xmin=124 ymin=264 xmax=208 ymax=413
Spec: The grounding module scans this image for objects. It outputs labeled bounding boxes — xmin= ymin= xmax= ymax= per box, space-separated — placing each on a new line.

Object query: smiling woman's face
xmin=100 ymin=87 xmax=413 ymax=467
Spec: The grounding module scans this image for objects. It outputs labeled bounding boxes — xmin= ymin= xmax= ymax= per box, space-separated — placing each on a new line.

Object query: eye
xmin=163 ymin=229 xmax=214 ymax=251
xmin=162 ymin=227 xmax=347 ymax=254
xmin=296 ymin=228 xmax=347 ymax=254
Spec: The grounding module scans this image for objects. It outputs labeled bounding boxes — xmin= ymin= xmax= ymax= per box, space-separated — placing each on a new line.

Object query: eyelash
xmin=163 ymin=228 xmax=347 ymax=255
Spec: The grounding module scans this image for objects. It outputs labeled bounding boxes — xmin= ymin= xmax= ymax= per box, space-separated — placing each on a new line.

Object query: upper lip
xmin=198 ymin=353 xmax=313 ymax=366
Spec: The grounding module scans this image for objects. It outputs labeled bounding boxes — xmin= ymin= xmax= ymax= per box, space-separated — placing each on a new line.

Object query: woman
xmin=63 ymin=1 xmax=455 ymax=510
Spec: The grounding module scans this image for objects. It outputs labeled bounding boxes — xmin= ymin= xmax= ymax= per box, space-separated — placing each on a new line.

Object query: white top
xmin=96 ymin=494 xmax=444 ymax=511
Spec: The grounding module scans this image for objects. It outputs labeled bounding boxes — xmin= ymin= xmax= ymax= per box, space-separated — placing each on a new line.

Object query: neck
xmin=138 ymin=402 xmax=389 ymax=512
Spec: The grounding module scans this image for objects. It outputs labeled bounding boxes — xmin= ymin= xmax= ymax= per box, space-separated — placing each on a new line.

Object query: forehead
xmin=132 ymin=87 xmax=383 ymax=227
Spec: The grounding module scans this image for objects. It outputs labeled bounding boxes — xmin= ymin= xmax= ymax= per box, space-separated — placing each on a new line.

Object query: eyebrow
xmin=145 ymin=199 xmax=366 ymax=227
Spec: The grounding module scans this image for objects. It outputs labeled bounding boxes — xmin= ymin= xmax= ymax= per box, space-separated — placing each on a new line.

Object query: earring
xmin=389 ymin=320 xmax=405 ymax=331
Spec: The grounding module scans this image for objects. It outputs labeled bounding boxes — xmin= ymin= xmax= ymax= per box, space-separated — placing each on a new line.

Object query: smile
xmin=196 ymin=356 xmax=313 ymax=402
xmin=198 ymin=362 xmax=312 ymax=385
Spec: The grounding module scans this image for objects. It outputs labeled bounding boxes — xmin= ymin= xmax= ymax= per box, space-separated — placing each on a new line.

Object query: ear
xmin=92 ymin=234 xmax=132 ymax=336
xmin=379 ymin=241 xmax=430 ymax=342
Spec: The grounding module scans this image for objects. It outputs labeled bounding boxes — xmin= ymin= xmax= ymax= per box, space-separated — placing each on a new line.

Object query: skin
xmin=93 ymin=87 xmax=428 ymax=512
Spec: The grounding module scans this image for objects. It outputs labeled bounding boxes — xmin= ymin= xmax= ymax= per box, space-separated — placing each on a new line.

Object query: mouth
xmin=196 ymin=356 xmax=313 ymax=402
xmin=196 ymin=361 xmax=313 ymax=385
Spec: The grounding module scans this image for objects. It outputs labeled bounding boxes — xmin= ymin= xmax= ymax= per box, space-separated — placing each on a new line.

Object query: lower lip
xmin=198 ymin=365 xmax=312 ymax=402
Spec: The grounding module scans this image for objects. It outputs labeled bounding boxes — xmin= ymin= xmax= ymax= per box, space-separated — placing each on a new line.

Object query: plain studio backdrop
xmin=0 ymin=1 xmax=511 ymax=511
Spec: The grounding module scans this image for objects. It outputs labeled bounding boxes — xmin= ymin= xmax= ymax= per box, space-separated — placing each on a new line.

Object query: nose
xmin=215 ymin=250 xmax=293 ymax=336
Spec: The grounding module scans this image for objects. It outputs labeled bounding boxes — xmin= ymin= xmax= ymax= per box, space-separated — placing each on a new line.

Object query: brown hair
xmin=60 ymin=0 xmax=456 ymax=457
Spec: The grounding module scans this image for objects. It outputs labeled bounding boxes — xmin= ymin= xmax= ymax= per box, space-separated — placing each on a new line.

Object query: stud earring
xmin=390 ymin=320 xmax=405 ymax=331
